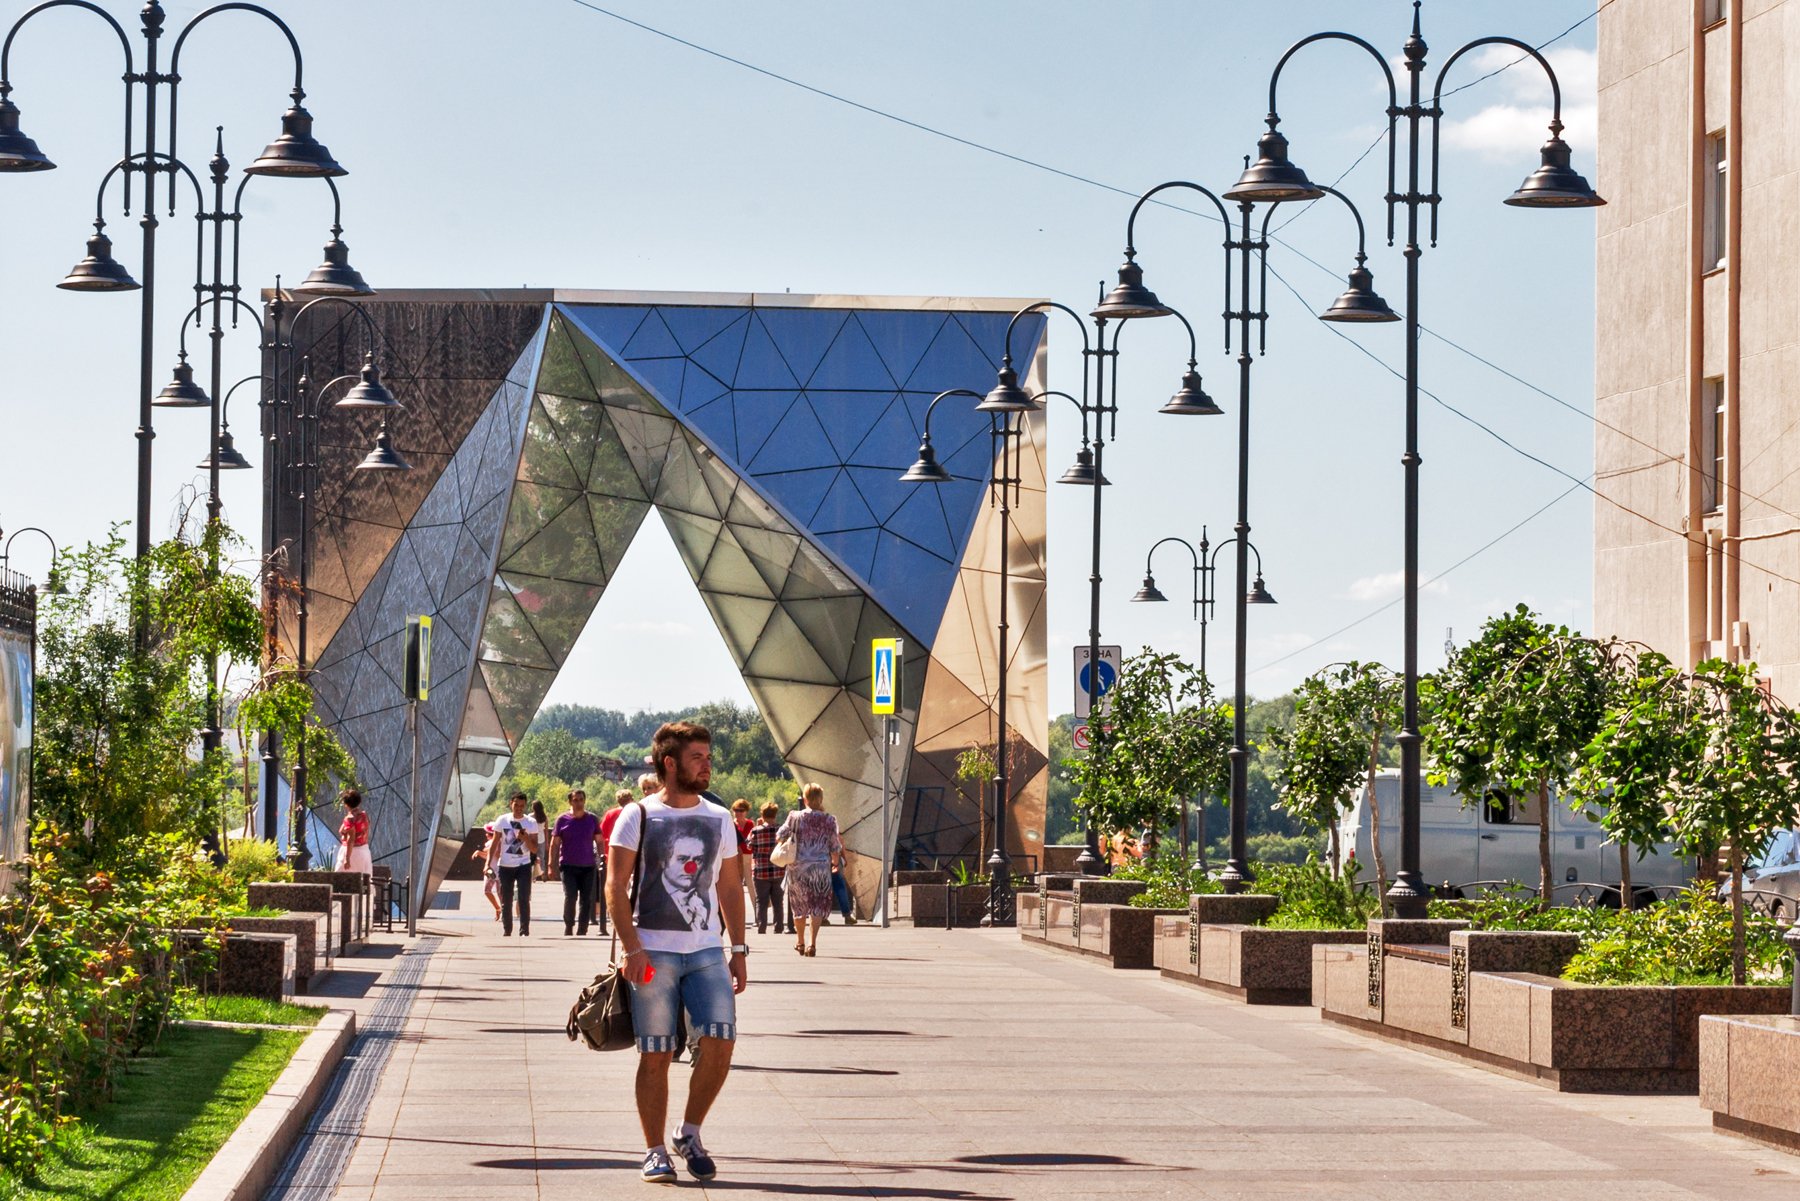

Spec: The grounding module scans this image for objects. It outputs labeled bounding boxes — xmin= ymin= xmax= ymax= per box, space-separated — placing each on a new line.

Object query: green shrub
xmin=219 ymin=839 xmax=291 ymax=897
xmin=1562 ymin=886 xmax=1791 ymax=985
xmin=1256 ymin=859 xmax=1379 ymax=929
xmin=0 ymin=824 xmax=229 ymax=1171
xmin=1119 ymin=852 xmax=1221 ymax=909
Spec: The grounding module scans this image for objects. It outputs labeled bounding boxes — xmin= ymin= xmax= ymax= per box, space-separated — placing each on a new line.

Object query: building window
xmin=1701 ymin=375 xmax=1725 ymax=512
xmin=1705 ymin=132 xmax=1728 ymax=271
xmin=1704 ymin=0 xmax=1728 ymax=27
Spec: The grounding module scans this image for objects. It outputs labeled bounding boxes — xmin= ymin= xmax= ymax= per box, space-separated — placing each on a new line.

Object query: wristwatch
xmin=729 ymin=943 xmax=749 ymax=956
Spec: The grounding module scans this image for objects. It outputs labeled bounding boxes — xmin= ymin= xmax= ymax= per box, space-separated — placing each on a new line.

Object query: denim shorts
xmin=629 ymin=947 xmax=736 ymax=1053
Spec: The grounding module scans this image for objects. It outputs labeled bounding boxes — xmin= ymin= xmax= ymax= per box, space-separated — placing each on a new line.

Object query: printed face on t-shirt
xmin=638 ymin=813 xmax=720 ymax=932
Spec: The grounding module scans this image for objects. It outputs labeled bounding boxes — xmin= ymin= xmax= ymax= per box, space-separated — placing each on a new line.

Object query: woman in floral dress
xmin=778 ymin=783 xmax=842 ymax=956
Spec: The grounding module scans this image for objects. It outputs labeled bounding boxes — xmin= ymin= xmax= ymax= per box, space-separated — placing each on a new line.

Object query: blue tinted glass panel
xmin=732 ymin=314 xmax=801 ymax=389
xmin=746 ymin=398 xmax=835 ymax=476
xmin=820 ymin=526 xmax=879 ymax=585
xmin=811 ymin=469 xmax=881 ymax=534
xmin=805 ymin=314 xmax=899 ymax=391
xmin=752 ymin=466 xmax=836 ymax=528
xmin=854 ymin=311 xmax=946 ymax=387
xmin=559 ymin=305 xmax=654 ymax=360
xmin=657 ymin=306 xmax=747 ymax=356
xmin=755 ymin=309 xmax=845 ymax=386
xmin=729 ymin=389 xmax=801 ymax=467
xmin=621 ymin=309 xmax=683 ymax=359
xmin=802 ymin=389 xmax=895 ymax=460
xmin=685 ymin=312 xmax=750 ymax=387
xmin=866 ymin=532 xmax=959 ymax=646
xmin=617 ymin=356 xmax=687 ymax=411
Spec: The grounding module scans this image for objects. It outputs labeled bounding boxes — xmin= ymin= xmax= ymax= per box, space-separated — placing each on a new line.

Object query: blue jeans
xmin=830 ymin=869 xmax=853 ymax=920
xmin=629 ymin=947 xmax=736 ymax=1053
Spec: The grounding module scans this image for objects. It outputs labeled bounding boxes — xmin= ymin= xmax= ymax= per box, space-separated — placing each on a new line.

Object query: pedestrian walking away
xmin=607 ymin=721 xmax=748 ymax=1184
xmin=745 ymin=801 xmax=786 ymax=935
xmin=334 ymin=788 xmax=373 ymax=879
xmin=595 ymin=787 xmax=634 ymax=935
xmin=473 ymin=831 xmax=502 ymax=921
xmin=779 ymin=783 xmax=843 ymax=956
xmin=550 ymin=788 xmax=604 ymax=936
xmin=486 ymin=790 xmax=540 ymax=936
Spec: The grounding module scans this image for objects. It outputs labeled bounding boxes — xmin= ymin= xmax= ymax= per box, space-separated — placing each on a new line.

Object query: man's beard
xmin=673 ymin=764 xmax=710 ymax=793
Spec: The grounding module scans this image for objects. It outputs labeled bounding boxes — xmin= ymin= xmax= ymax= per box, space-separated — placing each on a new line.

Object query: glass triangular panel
xmin=707 ymin=594 xmax=777 ymax=663
xmin=811 ymin=469 xmax=882 ymax=535
xmin=733 ymin=313 xmax=801 ymax=389
xmin=755 ymin=309 xmax=846 ymax=387
xmin=808 ymin=312 xmax=900 ymax=390
xmin=517 ymin=396 xmax=585 ymax=490
xmin=802 ymin=389 xmax=900 ymax=460
xmin=899 ymin=310 xmax=996 ymax=390
xmin=686 ymin=311 xmax=750 ymax=388
xmin=480 ymin=578 xmax=557 ymax=669
xmin=744 ymin=678 xmax=839 ymax=756
xmin=780 ymin=596 xmax=866 ymax=680
xmin=752 ymin=466 xmax=836 ymax=529
xmin=588 ymin=493 xmax=653 ymax=579
xmin=728 ymin=522 xmax=802 ymax=593
xmin=621 ymin=309 xmax=684 ymax=359
xmin=480 ymin=659 xmax=559 ymax=748
xmin=500 ymin=481 xmax=582 ymax=562
xmin=697 ymin=526 xmax=777 ymax=602
xmin=657 ymin=508 xmax=725 ymax=579
xmin=731 ymin=389 xmax=804 ymax=468
xmin=499 ymin=487 xmax=607 ymax=584
xmin=559 ymin=305 xmax=654 ymax=363
xmin=854 ymin=310 xmax=946 ymax=388
xmin=658 ymin=306 xmax=748 ymax=356
xmin=599 ymin=405 xmax=675 ymax=498
xmin=744 ymin=604 xmax=839 ymax=685
xmin=747 ymin=398 xmax=837 ymax=476
xmin=781 ymin=536 xmax=860 ymax=601
xmin=534 ymin=315 xmax=602 ymax=403
xmin=497 ymin=572 xmax=605 ymax=667
xmin=539 ymin=392 xmax=605 ymax=484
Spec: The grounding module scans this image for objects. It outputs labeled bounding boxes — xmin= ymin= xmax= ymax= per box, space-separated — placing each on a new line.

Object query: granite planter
xmin=1317 ymin=922 xmax=1792 ymax=1092
xmin=901 ymin=882 xmax=988 ymax=926
xmin=294 ymin=870 xmax=373 ymax=938
xmin=182 ymin=930 xmax=297 ymax=1001
xmin=220 ymin=913 xmax=331 ymax=992
xmin=1699 ymin=1014 xmax=1800 ymax=1153
xmin=247 ymin=883 xmax=341 ymax=954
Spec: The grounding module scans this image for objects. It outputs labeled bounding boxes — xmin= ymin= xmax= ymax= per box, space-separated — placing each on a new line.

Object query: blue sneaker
xmin=641 ymin=1148 xmax=676 ymax=1183
xmin=670 ymin=1130 xmax=717 ymax=1180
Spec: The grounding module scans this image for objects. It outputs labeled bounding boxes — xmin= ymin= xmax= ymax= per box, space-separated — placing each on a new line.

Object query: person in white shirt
xmin=608 ymin=721 xmax=748 ymax=1184
xmin=484 ymin=790 xmax=540 ymax=936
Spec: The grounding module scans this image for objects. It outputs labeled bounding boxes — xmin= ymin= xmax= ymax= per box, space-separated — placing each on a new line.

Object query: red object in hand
xmin=643 ymin=961 xmax=655 ymax=983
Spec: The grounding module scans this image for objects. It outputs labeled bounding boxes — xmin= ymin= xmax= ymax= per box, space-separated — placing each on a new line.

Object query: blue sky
xmin=0 ymin=1 xmax=1607 ymax=716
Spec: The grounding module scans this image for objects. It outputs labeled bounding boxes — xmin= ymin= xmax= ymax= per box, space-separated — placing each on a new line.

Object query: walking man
xmin=549 ymin=789 xmax=604 ymax=936
xmin=745 ymin=801 xmax=786 ymax=935
xmin=485 ymin=790 xmax=539 ymax=936
xmin=607 ymin=721 xmax=748 ymax=1184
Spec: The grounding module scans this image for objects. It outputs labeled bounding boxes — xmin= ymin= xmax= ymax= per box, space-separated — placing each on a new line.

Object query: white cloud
xmin=1440 ymin=46 xmax=1599 ymax=162
xmin=1345 ymin=570 xmax=1450 ymax=602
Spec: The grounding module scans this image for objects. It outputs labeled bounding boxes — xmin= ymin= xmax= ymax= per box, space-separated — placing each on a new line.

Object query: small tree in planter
xmin=1424 ymin=606 xmax=1611 ymax=911
xmin=1587 ymin=657 xmax=1800 ymax=983
xmin=1066 ymin=650 xmax=1230 ymax=862
xmin=1267 ymin=661 xmax=1399 ymax=893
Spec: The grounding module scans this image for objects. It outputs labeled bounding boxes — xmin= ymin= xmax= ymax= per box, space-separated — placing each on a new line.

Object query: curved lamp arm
xmin=1257 ymin=183 xmax=1373 ymax=350
xmin=78 ymin=151 xmax=205 ymax=291
xmin=220 ymin=372 xmax=265 ymax=428
xmin=168 ymin=1 xmax=308 ymax=210
xmin=1207 ymin=535 xmax=1267 ymax=579
xmin=1144 ymin=535 xmax=1200 ymax=577
xmin=1262 ymin=30 xmax=1400 ymax=244
xmin=1 ymin=1 xmax=135 ymax=202
xmin=1121 ymin=180 xmax=1233 ymax=350
xmin=2 ymin=524 xmax=57 ymax=563
xmin=230 ymin=173 xmax=344 ymax=301
xmin=1036 ymin=390 xmax=1092 ymax=447
xmin=1428 ymin=35 xmax=1570 ymax=245
xmin=173 ymin=295 xmax=265 ymax=351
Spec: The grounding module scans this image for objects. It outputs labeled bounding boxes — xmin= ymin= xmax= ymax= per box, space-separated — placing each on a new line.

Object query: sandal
xmin=805 ymin=946 xmax=816 ymax=957
xmin=795 ymin=942 xmax=806 ymax=955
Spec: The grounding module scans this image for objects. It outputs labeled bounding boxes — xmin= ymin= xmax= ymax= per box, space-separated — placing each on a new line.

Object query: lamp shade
xmin=1505 ymin=135 xmax=1606 ymax=207
xmin=293 ymin=235 xmax=373 ymax=295
xmin=245 ymin=103 xmax=347 ymax=177
xmin=199 ymin=429 xmax=253 ymax=471
xmin=899 ymin=440 xmax=952 ymax=484
xmin=1161 ymin=368 xmax=1223 ymax=416
xmin=978 ymin=367 xmax=1036 ymax=414
xmin=1246 ymin=575 xmax=1277 ymax=605
xmin=58 ymin=226 xmax=139 ymax=291
xmin=154 ymin=357 xmax=210 ymax=407
xmin=1092 ymin=257 xmax=1170 ymax=320
xmin=355 ymin=425 xmax=410 ymax=471
xmin=1130 ymin=574 xmax=1168 ymax=604
xmin=1319 ymin=264 xmax=1400 ymax=323
xmin=0 ymin=97 xmax=54 ymax=171
xmin=1057 ymin=446 xmax=1110 ymax=486
xmin=335 ymin=354 xmax=399 ymax=408
xmin=1223 ymin=127 xmax=1324 ymax=202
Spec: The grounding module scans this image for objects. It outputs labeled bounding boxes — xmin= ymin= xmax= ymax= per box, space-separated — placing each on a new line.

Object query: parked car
xmin=1726 ymin=829 xmax=1800 ymax=920
xmin=1334 ymin=770 xmax=1696 ymax=902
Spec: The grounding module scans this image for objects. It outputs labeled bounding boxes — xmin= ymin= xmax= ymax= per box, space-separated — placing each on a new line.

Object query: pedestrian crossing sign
xmin=871 ymin=638 xmax=901 ymax=714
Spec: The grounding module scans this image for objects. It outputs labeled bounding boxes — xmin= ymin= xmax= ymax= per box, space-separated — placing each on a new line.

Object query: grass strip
xmin=178 ymin=993 xmax=326 ymax=1027
xmin=0 ymin=1023 xmax=305 ymax=1201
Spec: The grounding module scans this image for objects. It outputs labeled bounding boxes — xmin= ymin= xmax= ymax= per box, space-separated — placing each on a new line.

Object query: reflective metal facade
xmin=274 ymin=291 xmax=1047 ymax=913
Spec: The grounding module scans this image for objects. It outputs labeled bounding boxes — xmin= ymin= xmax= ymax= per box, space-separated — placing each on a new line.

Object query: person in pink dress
xmin=777 ymin=784 xmax=842 ymax=957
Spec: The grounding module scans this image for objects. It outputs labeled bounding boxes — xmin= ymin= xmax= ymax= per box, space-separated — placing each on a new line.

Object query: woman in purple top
xmin=778 ymin=783 xmax=842 ymax=957
xmin=549 ymin=789 xmax=604 ymax=936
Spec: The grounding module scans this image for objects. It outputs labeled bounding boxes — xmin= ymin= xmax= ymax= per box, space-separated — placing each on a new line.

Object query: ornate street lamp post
xmin=901 ymin=384 xmax=1037 ymax=925
xmin=1219 ymin=1 xmax=1603 ymax=916
xmin=0 ymin=0 xmax=351 ymax=587
xmin=1132 ymin=531 xmax=1276 ymax=865
xmin=1094 ymin=177 xmax=1393 ymax=891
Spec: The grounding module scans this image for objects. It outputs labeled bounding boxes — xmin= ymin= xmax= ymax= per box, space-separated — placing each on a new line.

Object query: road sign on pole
xmin=1073 ymin=645 xmax=1121 ymax=719
xmin=871 ymin=638 xmax=902 ymax=714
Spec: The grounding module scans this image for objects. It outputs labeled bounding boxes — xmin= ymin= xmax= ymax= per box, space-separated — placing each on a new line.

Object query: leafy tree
xmin=1424 ymin=606 xmax=1611 ymax=910
xmin=513 ymin=727 xmax=604 ymax=784
xmin=1045 ymin=716 xmax=1080 ymax=844
xmin=236 ymin=667 xmax=358 ymax=839
xmin=1065 ymin=650 xmax=1231 ymax=854
xmin=1268 ymin=662 xmax=1400 ymax=881
xmin=1584 ymin=657 xmax=1800 ymax=982
xmin=34 ymin=524 xmax=261 ymax=850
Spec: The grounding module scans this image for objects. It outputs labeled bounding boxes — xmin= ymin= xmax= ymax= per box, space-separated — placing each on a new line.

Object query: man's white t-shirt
xmin=609 ymin=796 xmax=737 ymax=953
xmin=491 ymin=813 xmax=540 ymax=868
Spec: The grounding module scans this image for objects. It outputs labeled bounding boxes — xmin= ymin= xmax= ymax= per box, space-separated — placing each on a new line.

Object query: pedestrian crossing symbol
xmin=871 ymin=638 xmax=901 ymax=715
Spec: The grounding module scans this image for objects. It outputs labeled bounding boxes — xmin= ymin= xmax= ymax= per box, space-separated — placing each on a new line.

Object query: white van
xmin=1335 ymin=770 xmax=1696 ymax=899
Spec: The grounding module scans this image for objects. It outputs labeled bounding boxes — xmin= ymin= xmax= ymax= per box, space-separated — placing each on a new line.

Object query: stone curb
xmin=180 ymin=1008 xmax=356 ymax=1201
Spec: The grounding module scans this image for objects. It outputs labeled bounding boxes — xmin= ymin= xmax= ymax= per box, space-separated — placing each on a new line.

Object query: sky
xmin=0 ymin=0 xmax=1609 ymax=719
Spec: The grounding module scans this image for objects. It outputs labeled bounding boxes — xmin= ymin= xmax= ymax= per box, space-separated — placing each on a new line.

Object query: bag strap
xmin=606 ymin=801 xmax=647 ymax=967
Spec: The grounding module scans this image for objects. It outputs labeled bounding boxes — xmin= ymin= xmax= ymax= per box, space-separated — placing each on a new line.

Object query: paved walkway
xmin=303 ymin=882 xmax=1799 ymax=1199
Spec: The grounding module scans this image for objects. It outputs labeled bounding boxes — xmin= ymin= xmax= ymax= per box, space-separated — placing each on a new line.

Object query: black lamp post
xmin=1094 ymin=175 xmax=1392 ymax=891
xmin=0 ymin=1 xmax=348 ymax=586
xmin=0 ymin=526 xmax=64 ymax=595
xmin=1133 ymin=531 xmax=1275 ymax=866
xmin=265 ymin=295 xmax=406 ymax=862
xmin=1220 ymin=0 xmax=1603 ymax=916
xmin=901 ymin=384 xmax=1036 ymax=926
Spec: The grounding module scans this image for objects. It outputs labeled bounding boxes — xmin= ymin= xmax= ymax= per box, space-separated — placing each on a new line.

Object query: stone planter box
xmin=294 ymin=870 xmax=372 ymax=938
xmin=1042 ymin=845 xmax=1085 ymax=873
xmin=248 ymin=883 xmax=342 ymax=954
xmin=1169 ymin=924 xmax=1364 ymax=1005
xmin=1017 ymin=890 xmax=1042 ymax=935
xmin=1699 ymin=1014 xmax=1800 ymax=1153
xmin=220 ymin=913 xmax=331 ymax=992
xmin=182 ymin=930 xmax=297 ymax=1001
xmin=892 ymin=870 xmax=948 ymax=887
xmin=1318 ymin=921 xmax=1791 ymax=1092
xmin=902 ymin=883 xmax=988 ymax=926
xmin=1073 ymin=902 xmax=1184 ymax=969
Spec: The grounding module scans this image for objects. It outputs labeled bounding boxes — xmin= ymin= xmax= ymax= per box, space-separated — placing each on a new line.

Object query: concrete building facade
xmin=1595 ymin=0 xmax=1800 ymax=693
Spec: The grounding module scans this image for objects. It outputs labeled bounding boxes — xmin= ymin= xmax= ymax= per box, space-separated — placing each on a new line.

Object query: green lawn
xmin=0 ymin=1024 xmax=305 ymax=1201
xmin=177 ymin=993 xmax=326 ymax=1027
